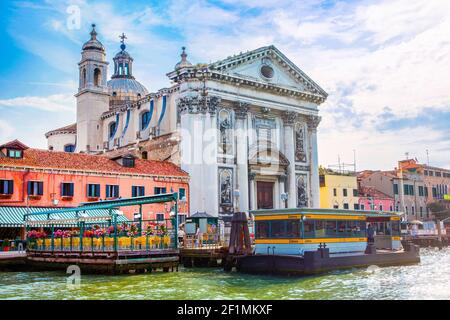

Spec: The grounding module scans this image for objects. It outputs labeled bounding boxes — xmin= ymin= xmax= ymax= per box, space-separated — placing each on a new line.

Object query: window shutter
xmin=96 ymin=184 xmax=100 ymax=197
xmin=27 ymin=181 xmax=32 ymax=195
xmin=70 ymin=183 xmax=74 ymax=196
xmin=132 ymin=186 xmax=136 ymax=197
xmin=60 ymin=182 xmax=64 ymax=196
xmin=115 ymin=186 xmax=119 ymax=198
xmin=106 ymin=185 xmax=110 ymax=197
xmin=38 ymin=182 xmax=43 ymax=195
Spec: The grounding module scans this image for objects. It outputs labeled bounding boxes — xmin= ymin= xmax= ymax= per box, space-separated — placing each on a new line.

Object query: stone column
xmin=279 ymin=174 xmax=287 ymax=209
xmin=249 ymin=172 xmax=257 ymax=210
xmin=282 ymin=111 xmax=298 ymax=208
xmin=234 ymin=102 xmax=249 ymax=213
xmin=307 ymin=115 xmax=321 ymax=208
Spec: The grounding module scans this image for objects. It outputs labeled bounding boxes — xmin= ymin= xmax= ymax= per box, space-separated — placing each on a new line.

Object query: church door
xmin=257 ymin=181 xmax=274 ymax=209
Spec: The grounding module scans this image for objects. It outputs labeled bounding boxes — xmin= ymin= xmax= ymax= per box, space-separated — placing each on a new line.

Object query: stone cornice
xmin=177 ymin=95 xmax=221 ymax=115
xmin=168 ymin=69 xmax=326 ymax=104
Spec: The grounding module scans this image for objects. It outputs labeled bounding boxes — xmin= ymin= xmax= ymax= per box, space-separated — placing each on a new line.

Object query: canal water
xmin=0 ymin=248 xmax=449 ymax=300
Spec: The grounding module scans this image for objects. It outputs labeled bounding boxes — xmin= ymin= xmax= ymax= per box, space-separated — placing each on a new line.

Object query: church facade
xmin=46 ymin=25 xmax=328 ymax=218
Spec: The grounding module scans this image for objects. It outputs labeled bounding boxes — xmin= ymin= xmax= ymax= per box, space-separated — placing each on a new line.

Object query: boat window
xmin=315 ymin=220 xmax=326 ymax=238
xmin=303 ymin=220 xmax=315 ymax=238
xmin=255 ymin=221 xmax=270 ymax=239
xmin=326 ymin=220 xmax=337 ymax=237
xmin=391 ymin=221 xmax=400 ymax=236
xmin=348 ymin=220 xmax=366 ymax=237
xmin=286 ymin=220 xmax=300 ymax=238
xmin=337 ymin=221 xmax=347 ymax=235
xmin=270 ymin=221 xmax=286 ymax=238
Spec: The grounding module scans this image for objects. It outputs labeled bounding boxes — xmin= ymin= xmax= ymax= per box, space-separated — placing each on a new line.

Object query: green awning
xmin=0 ymin=206 xmax=130 ymax=228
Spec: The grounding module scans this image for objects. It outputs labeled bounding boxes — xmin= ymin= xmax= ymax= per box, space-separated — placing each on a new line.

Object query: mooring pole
xmin=174 ymin=194 xmax=179 ymax=249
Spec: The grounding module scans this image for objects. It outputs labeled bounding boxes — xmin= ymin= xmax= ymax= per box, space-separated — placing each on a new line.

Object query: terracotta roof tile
xmin=0 ymin=148 xmax=188 ymax=178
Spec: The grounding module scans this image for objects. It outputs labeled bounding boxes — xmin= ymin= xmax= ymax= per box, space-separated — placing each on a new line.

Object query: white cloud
xmin=0 ymin=119 xmax=15 ymax=142
xmin=0 ymin=94 xmax=75 ymax=112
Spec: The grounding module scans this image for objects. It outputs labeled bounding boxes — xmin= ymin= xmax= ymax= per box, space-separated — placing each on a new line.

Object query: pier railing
xmin=26 ymin=218 xmax=178 ymax=253
xmin=181 ymin=233 xmax=224 ymax=249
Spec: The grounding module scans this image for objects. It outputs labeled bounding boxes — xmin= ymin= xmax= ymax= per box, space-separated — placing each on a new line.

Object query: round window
xmin=260 ymin=65 xmax=274 ymax=79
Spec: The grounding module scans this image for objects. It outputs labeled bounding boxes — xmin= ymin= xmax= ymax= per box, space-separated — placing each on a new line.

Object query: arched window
xmin=140 ymin=111 xmax=151 ymax=130
xmin=94 ymin=68 xmax=101 ymax=86
xmin=64 ymin=144 xmax=75 ymax=153
xmin=82 ymin=68 xmax=87 ymax=87
xmin=109 ymin=122 xmax=116 ymax=139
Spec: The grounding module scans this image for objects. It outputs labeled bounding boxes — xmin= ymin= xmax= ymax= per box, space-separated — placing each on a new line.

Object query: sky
xmin=0 ymin=0 xmax=449 ymax=170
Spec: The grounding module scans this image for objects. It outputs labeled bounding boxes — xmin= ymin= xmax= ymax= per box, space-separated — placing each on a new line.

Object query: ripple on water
xmin=0 ymin=248 xmax=449 ymax=300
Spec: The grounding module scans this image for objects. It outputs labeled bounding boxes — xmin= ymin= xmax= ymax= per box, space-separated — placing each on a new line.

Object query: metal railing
xmin=26 ymin=219 xmax=177 ymax=253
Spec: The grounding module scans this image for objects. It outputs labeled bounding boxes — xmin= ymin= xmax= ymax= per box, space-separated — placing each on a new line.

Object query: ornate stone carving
xmin=295 ymin=124 xmax=307 ymax=162
xmin=296 ymin=174 xmax=308 ymax=208
xmin=219 ymin=168 xmax=233 ymax=207
xmin=177 ymin=95 xmax=222 ymax=115
xmin=282 ymin=111 xmax=298 ymax=126
xmin=248 ymin=172 xmax=256 ymax=180
xmin=233 ymin=101 xmax=249 ymax=120
xmin=306 ymin=115 xmax=321 ymax=132
xmin=218 ymin=109 xmax=233 ymax=155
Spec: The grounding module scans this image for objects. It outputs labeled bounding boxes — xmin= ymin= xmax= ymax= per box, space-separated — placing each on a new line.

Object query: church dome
xmin=107 ymin=78 xmax=148 ymax=100
xmin=175 ymin=47 xmax=192 ymax=70
xmin=82 ymin=24 xmax=105 ymax=52
xmin=108 ymin=33 xmax=148 ymax=105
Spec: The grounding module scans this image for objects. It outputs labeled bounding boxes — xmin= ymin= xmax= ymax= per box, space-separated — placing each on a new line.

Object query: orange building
xmin=0 ymin=140 xmax=190 ymax=238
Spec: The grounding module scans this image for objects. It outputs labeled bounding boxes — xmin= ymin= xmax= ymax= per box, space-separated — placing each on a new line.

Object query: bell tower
xmin=75 ymin=24 xmax=110 ymax=153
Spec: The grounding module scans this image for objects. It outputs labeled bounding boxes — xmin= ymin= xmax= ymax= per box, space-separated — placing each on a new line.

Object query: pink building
xmin=358 ymin=186 xmax=395 ymax=212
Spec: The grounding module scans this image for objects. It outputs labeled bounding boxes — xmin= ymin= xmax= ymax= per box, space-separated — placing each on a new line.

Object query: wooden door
xmin=257 ymin=181 xmax=274 ymax=209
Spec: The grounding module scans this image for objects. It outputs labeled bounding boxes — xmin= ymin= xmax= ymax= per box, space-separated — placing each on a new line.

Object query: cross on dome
xmin=119 ymin=33 xmax=127 ymax=51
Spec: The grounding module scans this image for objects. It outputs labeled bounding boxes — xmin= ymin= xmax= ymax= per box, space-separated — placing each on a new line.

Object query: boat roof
xmin=249 ymin=208 xmax=400 ymax=218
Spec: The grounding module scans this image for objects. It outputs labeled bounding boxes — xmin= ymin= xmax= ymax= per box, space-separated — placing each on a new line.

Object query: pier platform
xmin=26 ymin=249 xmax=179 ymax=274
xmin=179 ymin=246 xmax=228 ymax=267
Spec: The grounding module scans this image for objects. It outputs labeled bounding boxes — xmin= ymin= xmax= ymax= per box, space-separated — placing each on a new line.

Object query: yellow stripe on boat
xmin=255 ymin=214 xmax=366 ymax=221
xmin=391 ymin=236 xmax=401 ymax=241
xmin=255 ymin=237 xmax=367 ymax=244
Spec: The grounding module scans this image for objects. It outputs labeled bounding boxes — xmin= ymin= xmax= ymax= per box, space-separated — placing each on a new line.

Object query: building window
xmin=333 ymin=188 xmax=337 ymax=197
xmin=424 ymin=186 xmax=429 ymax=197
xmin=179 ymin=188 xmax=186 ymax=200
xmin=140 ymin=111 xmax=151 ymax=130
xmin=87 ymin=184 xmax=100 ymax=198
xmin=343 ymin=203 xmax=349 ymax=209
xmin=122 ymin=157 xmax=135 ymax=168
xmin=393 ymin=184 xmax=399 ymax=195
xmin=142 ymin=151 xmax=148 ymax=160
xmin=354 ymin=204 xmax=360 ymax=210
xmin=436 ymin=171 xmax=442 ymax=177
xmin=106 ymin=185 xmax=119 ymax=198
xmin=64 ymin=144 xmax=75 ymax=153
xmin=424 ymin=170 xmax=428 ymax=176
xmin=60 ymin=182 xmax=74 ymax=197
xmin=27 ymin=181 xmax=43 ymax=196
xmin=389 ymin=206 xmax=393 ymax=211
xmin=420 ymin=207 xmax=423 ymax=217
xmin=353 ymin=189 xmax=358 ymax=197
xmin=361 ymin=204 xmax=365 ymax=210
xmin=154 ymin=187 xmax=167 ymax=195
xmin=94 ymin=68 xmax=101 ymax=86
xmin=432 ymin=187 xmax=437 ymax=198
xmin=379 ymin=205 xmax=383 ymax=211
xmin=333 ymin=205 xmax=339 ymax=209
xmin=109 ymin=122 xmax=117 ymax=139
xmin=412 ymin=206 xmax=415 ymax=215
xmin=0 ymin=180 xmax=14 ymax=195
xmin=132 ymin=186 xmax=145 ymax=197
xmin=7 ymin=149 xmax=22 ymax=159
xmin=343 ymin=189 xmax=348 ymax=197
xmin=418 ymin=186 xmax=424 ymax=197
xmin=156 ymin=213 xmax=165 ymax=221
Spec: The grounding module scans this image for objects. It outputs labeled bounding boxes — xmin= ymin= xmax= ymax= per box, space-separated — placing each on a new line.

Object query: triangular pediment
xmin=248 ymin=143 xmax=290 ymax=167
xmin=209 ymin=45 xmax=327 ymax=98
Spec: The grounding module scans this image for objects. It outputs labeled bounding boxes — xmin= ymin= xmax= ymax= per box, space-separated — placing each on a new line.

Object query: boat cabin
xmin=251 ymin=208 xmax=402 ymax=256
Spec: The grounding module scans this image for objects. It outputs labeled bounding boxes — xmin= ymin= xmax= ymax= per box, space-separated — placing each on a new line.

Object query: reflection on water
xmin=0 ymin=248 xmax=449 ymax=300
